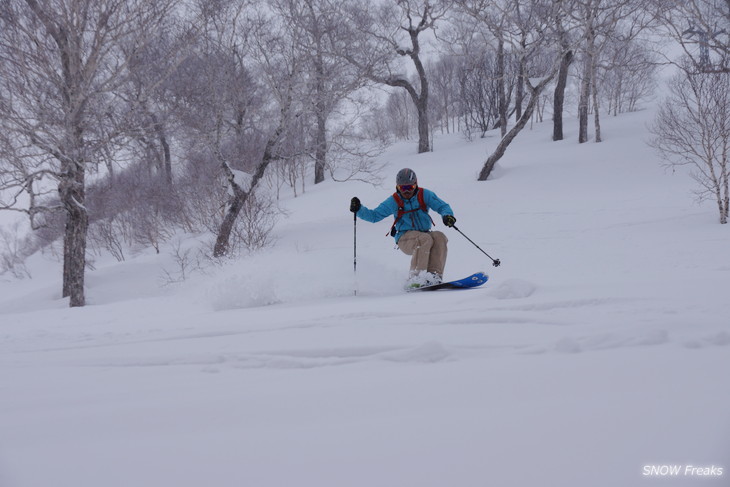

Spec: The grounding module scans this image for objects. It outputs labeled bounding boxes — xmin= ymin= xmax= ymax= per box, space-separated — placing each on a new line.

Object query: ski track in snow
xmin=4 ymin=287 xmax=726 ymax=376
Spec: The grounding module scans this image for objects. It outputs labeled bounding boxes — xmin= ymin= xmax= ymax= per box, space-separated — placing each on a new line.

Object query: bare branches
xmin=336 ymin=0 xmax=452 ymax=153
xmin=649 ymin=60 xmax=730 ymax=223
xmin=0 ymin=0 xmax=182 ymax=306
xmin=478 ymin=57 xmax=563 ymax=180
xmin=650 ymin=0 xmax=729 ymax=73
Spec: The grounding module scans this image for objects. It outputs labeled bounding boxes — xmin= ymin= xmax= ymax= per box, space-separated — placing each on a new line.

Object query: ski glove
xmin=350 ymin=197 xmax=361 ymax=213
xmin=443 ymin=215 xmax=457 ymax=227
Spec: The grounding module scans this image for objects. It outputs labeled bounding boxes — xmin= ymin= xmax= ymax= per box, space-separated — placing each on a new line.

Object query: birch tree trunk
xmin=497 ymin=39 xmax=508 ymax=137
xmin=578 ymin=41 xmax=593 ymax=144
xmin=553 ymin=49 xmax=573 ymax=141
xmin=214 ymin=103 xmax=293 ymax=257
xmin=415 ymin=87 xmax=431 ymax=153
xmin=515 ymin=56 xmax=525 ymax=122
xmin=592 ymin=59 xmax=602 ymax=143
xmin=60 ymin=154 xmax=89 ymax=307
xmin=312 ymin=26 xmax=328 ymax=184
xmin=479 ymin=74 xmax=558 ymax=180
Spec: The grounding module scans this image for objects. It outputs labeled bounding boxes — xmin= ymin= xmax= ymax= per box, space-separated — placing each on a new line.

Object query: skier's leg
xmin=428 ymin=231 xmax=448 ymax=278
xmin=397 ymin=231 xmax=433 ymax=274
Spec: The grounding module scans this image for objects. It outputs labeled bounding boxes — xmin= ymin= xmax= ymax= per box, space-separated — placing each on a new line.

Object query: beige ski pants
xmin=397 ymin=230 xmax=448 ymax=276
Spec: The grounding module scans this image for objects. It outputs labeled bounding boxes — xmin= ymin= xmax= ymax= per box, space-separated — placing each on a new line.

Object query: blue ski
xmin=408 ymin=271 xmax=488 ymax=292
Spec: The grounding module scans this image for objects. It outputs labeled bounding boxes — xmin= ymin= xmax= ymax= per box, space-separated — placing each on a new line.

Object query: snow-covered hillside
xmin=1 ymin=107 xmax=728 ymax=487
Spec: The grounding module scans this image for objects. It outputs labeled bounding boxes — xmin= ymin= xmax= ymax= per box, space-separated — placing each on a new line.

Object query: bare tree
xmin=600 ymin=37 xmax=657 ymax=115
xmin=572 ymin=0 xmax=650 ymax=143
xmin=338 ymin=0 xmax=451 ymax=154
xmin=428 ymin=55 xmax=461 ymax=134
xmin=121 ymin=27 xmax=195 ymax=188
xmin=363 ymin=90 xmax=414 ymax=142
xmin=452 ymin=0 xmax=568 ymax=180
xmin=508 ymin=0 xmax=543 ymax=122
xmin=196 ymin=5 xmax=306 ymax=258
xmin=478 ymin=66 xmax=561 ymax=180
xmin=161 ymin=1 xmax=279 ymax=258
xmin=552 ymin=0 xmax=576 ymax=141
xmin=0 ymin=221 xmax=33 ymax=279
xmin=650 ymin=0 xmax=729 ymax=74
xmin=271 ymin=0 xmax=367 ymax=184
xmin=0 ymin=0 xmax=177 ymax=307
xmin=454 ymin=0 xmax=512 ymax=136
xmin=457 ymin=49 xmax=514 ymax=138
xmin=649 ymin=61 xmax=730 ymax=224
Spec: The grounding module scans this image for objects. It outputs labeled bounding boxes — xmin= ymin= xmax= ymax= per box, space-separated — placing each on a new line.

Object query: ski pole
xmin=452 ymin=225 xmax=501 ymax=267
xmin=353 ymin=211 xmax=358 ymax=295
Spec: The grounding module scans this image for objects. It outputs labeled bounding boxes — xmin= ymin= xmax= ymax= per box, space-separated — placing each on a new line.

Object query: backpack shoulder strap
xmin=392 ymin=192 xmax=404 ymax=209
xmin=417 ymin=188 xmax=435 ymax=226
xmin=416 ymin=187 xmax=427 ymax=212
xmin=387 ymin=192 xmax=405 ymax=236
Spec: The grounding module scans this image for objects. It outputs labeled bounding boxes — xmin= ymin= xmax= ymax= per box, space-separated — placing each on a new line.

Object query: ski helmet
xmin=396 ymin=168 xmax=417 ymax=186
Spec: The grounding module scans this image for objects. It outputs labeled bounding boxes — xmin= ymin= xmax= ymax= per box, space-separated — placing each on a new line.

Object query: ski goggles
xmin=398 ymin=184 xmax=416 ymax=192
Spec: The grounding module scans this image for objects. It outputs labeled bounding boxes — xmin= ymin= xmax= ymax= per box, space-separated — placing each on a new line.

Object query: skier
xmin=350 ymin=168 xmax=457 ymax=288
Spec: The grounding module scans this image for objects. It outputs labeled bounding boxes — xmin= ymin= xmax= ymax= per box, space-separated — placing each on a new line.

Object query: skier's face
xmin=398 ymin=184 xmax=417 ymax=198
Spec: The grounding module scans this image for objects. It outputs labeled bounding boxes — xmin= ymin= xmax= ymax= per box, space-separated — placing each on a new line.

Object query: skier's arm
xmin=424 ymin=189 xmax=454 ymax=217
xmin=355 ymin=196 xmax=396 ymax=223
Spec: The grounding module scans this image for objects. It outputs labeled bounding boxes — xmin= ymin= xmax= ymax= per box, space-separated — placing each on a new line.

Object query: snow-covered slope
xmin=1 ymin=108 xmax=728 ymax=487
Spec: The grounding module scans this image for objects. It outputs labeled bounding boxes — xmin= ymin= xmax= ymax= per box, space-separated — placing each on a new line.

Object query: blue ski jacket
xmin=356 ymin=188 xmax=453 ymax=243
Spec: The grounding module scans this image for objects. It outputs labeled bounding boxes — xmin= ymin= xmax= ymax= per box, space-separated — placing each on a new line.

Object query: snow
xmin=230 ymin=169 xmax=253 ymax=194
xmin=1 ymin=107 xmax=729 ymax=487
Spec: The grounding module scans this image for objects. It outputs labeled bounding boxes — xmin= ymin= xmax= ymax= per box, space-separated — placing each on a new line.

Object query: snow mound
xmin=489 ymin=278 xmax=537 ymax=299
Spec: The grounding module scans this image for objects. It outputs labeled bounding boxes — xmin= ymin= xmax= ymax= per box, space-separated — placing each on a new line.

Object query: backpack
xmin=387 ymin=187 xmax=434 ymax=236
